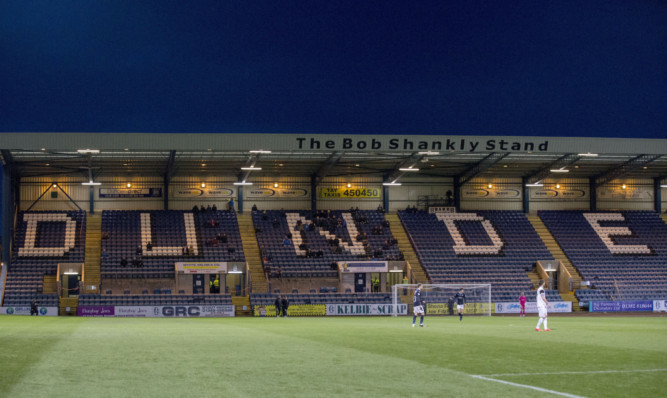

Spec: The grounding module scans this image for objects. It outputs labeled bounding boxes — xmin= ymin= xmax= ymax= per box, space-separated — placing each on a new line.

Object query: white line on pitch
xmin=479 ymin=368 xmax=667 ymax=377
xmin=470 ymin=375 xmax=586 ymax=398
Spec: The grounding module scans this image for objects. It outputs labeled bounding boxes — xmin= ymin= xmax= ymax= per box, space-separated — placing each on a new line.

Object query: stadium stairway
xmin=84 ymin=213 xmax=102 ymax=292
xmin=385 ymin=214 xmax=428 ymax=283
xmin=237 ymin=213 xmax=268 ymax=293
xmin=527 ymin=214 xmax=584 ymax=311
xmin=42 ymin=275 xmax=57 ymax=294
xmin=661 ymin=214 xmax=667 ymax=225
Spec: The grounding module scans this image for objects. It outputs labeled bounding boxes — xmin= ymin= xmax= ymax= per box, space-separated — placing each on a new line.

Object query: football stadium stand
xmin=539 ymin=211 xmax=667 ymax=302
xmin=79 ymin=293 xmax=232 ymax=306
xmin=252 ymin=210 xmax=402 ymax=278
xmin=3 ymin=211 xmax=86 ymax=306
xmin=398 ymin=210 xmax=563 ymax=303
xmin=100 ymin=210 xmax=245 ymax=279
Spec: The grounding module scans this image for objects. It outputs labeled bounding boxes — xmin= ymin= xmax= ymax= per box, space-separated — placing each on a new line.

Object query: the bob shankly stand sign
xmin=1 ymin=133 xmax=665 ymax=155
xmin=296 ymin=136 xmax=550 ymax=152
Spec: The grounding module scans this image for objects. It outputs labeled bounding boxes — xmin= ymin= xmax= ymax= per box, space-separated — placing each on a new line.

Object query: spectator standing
xmin=274 ymin=295 xmax=282 ymax=317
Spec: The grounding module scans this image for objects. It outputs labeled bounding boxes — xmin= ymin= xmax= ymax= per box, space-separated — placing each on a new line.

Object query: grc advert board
xmin=1 ymin=306 xmax=59 ymax=316
xmin=78 ymin=305 xmax=235 ymax=317
xmin=589 ymin=300 xmax=653 ymax=313
xmin=495 ymin=301 xmax=572 ymax=314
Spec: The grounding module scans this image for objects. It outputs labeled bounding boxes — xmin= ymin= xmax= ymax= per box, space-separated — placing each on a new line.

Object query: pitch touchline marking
xmin=470 ymin=375 xmax=586 ymax=398
xmin=479 ymin=368 xmax=667 ymax=377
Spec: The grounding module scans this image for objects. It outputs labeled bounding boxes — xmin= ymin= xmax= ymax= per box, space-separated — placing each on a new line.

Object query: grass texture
xmin=0 ymin=315 xmax=665 ymax=397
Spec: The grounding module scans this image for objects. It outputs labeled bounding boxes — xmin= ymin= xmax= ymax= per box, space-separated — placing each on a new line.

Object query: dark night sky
xmin=0 ymin=1 xmax=665 ymax=138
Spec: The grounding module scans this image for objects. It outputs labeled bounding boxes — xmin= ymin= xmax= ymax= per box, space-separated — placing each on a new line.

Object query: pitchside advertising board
xmin=1 ymin=306 xmax=59 ymax=316
xmin=495 ymin=302 xmax=572 ymax=314
xmin=427 ymin=303 xmax=492 ymax=315
xmin=653 ymin=300 xmax=667 ymax=312
xmin=589 ymin=301 xmax=654 ymax=312
xmin=252 ymin=303 xmax=407 ymax=316
xmin=78 ymin=305 xmax=235 ymax=317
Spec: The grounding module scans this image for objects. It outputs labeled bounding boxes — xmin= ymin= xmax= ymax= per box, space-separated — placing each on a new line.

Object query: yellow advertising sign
xmin=253 ymin=304 xmax=327 ymax=317
xmin=426 ymin=302 xmax=493 ymax=315
xmin=320 ymin=187 xmax=381 ymax=199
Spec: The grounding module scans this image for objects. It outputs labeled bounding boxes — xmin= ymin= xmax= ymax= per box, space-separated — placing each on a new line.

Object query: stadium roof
xmin=1 ymin=133 xmax=665 ymax=184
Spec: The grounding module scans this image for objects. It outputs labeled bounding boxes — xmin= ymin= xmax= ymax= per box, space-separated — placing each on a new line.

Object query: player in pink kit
xmin=519 ymin=292 xmax=527 ymax=317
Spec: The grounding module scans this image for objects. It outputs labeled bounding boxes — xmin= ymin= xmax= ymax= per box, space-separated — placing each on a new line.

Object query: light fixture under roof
xmin=550 ymin=168 xmax=569 ymax=173
xmin=233 ymin=181 xmax=253 ymax=186
xmin=77 ymin=149 xmax=100 ymax=154
xmin=399 ymin=167 xmax=419 ymax=172
xmin=82 ymin=181 xmax=102 ymax=186
xmin=660 ymin=184 xmax=667 ymax=188
xmin=241 ymin=167 xmax=262 ymax=171
xmin=249 ymin=150 xmax=272 ymax=154
xmin=383 ymin=182 xmax=402 ymax=186
xmin=577 ymin=152 xmax=598 ymax=157
xmin=525 ymin=183 xmax=544 ymax=187
xmin=418 ymin=151 xmax=440 ymax=155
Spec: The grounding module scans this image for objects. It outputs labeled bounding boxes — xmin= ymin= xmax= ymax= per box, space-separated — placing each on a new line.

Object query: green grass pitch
xmin=0 ymin=315 xmax=664 ymax=397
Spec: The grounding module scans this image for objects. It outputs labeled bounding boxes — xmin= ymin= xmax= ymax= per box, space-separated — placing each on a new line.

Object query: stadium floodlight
xmin=82 ymin=181 xmax=102 ymax=186
xmin=661 ymin=184 xmax=667 ymax=188
xmin=418 ymin=151 xmax=440 ymax=155
xmin=249 ymin=150 xmax=272 ymax=154
xmin=241 ymin=167 xmax=262 ymax=170
xmin=399 ymin=167 xmax=419 ymax=171
xmin=550 ymin=168 xmax=569 ymax=173
xmin=525 ymin=183 xmax=544 ymax=187
xmin=77 ymin=149 xmax=100 ymax=154
xmin=577 ymin=152 xmax=599 ymax=157
xmin=63 ymin=271 xmax=79 ymax=275
xmin=233 ymin=181 xmax=253 ymax=186
xmin=383 ymin=182 xmax=402 ymax=186
xmin=392 ymin=283 xmax=492 ymax=317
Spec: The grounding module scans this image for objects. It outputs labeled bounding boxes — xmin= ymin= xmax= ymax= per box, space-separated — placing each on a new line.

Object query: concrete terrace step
xmin=385 ymin=214 xmax=428 ymax=283
xmin=237 ymin=213 xmax=268 ymax=293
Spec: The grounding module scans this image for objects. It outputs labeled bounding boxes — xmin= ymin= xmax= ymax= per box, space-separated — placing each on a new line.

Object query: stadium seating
xmin=3 ymin=211 xmax=86 ymax=306
xmin=253 ymin=210 xmax=402 ymax=278
xmin=399 ymin=210 xmax=562 ymax=302
xmin=79 ymin=293 xmax=232 ymax=306
xmin=539 ymin=210 xmax=667 ymax=302
xmin=100 ymin=210 xmax=245 ymax=279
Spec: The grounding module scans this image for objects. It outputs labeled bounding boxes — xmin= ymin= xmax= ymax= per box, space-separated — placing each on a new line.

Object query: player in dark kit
xmin=412 ymin=283 xmax=425 ymax=327
xmin=453 ymin=288 xmax=466 ymax=321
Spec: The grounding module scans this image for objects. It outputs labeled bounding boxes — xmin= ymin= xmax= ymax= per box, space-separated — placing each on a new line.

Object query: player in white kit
xmin=535 ymin=280 xmax=551 ymax=332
